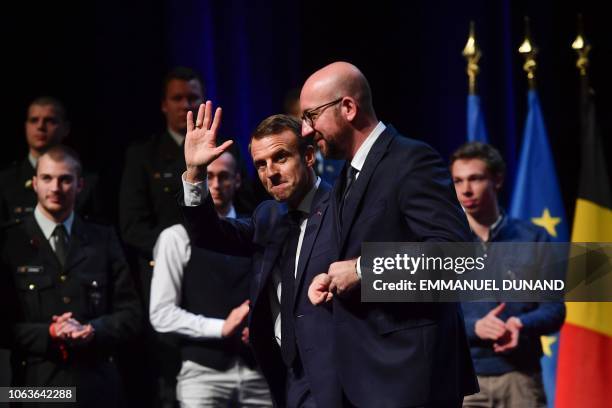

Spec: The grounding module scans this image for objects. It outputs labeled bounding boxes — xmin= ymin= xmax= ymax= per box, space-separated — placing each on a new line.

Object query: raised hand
xmin=184 ymin=101 xmax=234 ymax=182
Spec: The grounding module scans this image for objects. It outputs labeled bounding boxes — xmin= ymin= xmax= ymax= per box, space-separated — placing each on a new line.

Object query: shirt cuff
xmin=182 ymin=172 xmax=207 ymax=206
xmin=204 ymin=318 xmax=225 ymax=339
xmin=356 ymin=256 xmax=362 ymax=279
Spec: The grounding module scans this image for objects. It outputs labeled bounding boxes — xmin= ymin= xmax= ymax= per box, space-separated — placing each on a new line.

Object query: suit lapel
xmin=254 ymin=204 xmax=289 ymax=301
xmin=23 ymin=216 xmax=60 ymax=270
xmin=330 ymin=170 xmax=344 ymax=245
xmin=64 ymin=216 xmax=89 ymax=271
xmin=339 ymin=128 xmax=395 ymax=248
xmin=293 ymin=184 xmax=330 ymax=306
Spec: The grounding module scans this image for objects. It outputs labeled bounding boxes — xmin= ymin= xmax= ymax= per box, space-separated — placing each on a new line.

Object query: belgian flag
xmin=555 ymin=71 xmax=612 ymax=407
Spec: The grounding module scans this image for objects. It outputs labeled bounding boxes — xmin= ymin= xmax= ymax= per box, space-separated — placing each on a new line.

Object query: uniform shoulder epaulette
xmin=0 ymin=218 xmax=22 ymax=230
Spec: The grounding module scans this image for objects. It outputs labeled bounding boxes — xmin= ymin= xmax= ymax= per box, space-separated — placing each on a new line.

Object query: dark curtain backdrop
xmin=2 ymin=0 xmax=610 ymax=225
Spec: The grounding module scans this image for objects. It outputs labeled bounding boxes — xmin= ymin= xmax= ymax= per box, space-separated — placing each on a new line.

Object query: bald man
xmin=302 ymin=62 xmax=479 ymax=407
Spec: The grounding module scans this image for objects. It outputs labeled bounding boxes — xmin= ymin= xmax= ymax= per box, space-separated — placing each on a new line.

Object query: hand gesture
xmin=494 ymin=316 xmax=523 ymax=353
xmin=222 ymin=300 xmax=250 ymax=338
xmin=49 ymin=312 xmax=80 ymax=340
xmin=308 ymin=273 xmax=334 ymax=305
xmin=327 ymin=258 xmax=360 ymax=295
xmin=69 ymin=323 xmax=95 ymax=345
xmin=184 ymin=101 xmax=233 ymax=182
xmin=474 ymin=303 xmax=508 ymax=341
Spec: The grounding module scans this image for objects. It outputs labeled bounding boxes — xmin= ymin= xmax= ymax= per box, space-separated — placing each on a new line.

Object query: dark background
xmin=2 ymin=0 xmax=611 ymax=225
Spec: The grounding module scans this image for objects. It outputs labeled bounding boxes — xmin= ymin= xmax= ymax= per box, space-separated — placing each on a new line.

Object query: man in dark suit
xmin=181 ymin=110 xmax=341 ymax=407
xmin=0 ymin=96 xmax=101 ymax=224
xmin=302 ymin=62 xmax=479 ymax=407
xmin=0 ymin=145 xmax=141 ymax=407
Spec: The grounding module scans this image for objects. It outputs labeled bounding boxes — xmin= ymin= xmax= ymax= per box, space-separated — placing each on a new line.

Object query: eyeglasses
xmin=301 ymin=97 xmax=343 ymax=127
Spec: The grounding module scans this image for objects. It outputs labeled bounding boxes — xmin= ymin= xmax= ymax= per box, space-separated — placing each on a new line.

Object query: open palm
xmin=184 ymin=101 xmax=233 ymax=171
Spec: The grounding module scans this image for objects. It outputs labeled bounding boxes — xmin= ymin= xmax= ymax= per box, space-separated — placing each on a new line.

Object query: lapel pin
xmin=30 ymin=237 xmax=40 ymax=249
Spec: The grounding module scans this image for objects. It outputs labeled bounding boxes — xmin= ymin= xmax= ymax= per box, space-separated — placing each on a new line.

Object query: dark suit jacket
xmin=331 ymin=126 xmax=479 ymax=407
xmin=0 ymin=215 xmax=141 ymax=407
xmin=182 ymin=182 xmax=341 ymax=408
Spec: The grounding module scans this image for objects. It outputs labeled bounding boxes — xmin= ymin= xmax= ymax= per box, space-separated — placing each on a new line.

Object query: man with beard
xmin=303 ymin=62 xmax=479 ymax=407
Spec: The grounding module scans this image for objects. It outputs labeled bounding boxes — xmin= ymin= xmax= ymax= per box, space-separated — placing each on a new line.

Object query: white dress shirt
xmin=348 ymin=121 xmax=386 ymax=277
xmin=149 ymin=205 xmax=237 ymax=339
xmin=34 ymin=205 xmax=74 ymax=251
xmin=182 ymin=174 xmax=321 ymax=346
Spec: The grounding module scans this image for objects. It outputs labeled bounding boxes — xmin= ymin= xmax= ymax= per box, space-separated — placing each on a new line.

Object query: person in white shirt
xmin=150 ymin=150 xmax=272 ymax=407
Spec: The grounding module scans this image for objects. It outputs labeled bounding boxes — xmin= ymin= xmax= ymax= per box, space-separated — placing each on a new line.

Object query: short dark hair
xmin=250 ymin=114 xmax=313 ymax=156
xmin=161 ymin=66 xmax=204 ymax=99
xmin=36 ymin=144 xmax=82 ymax=177
xmin=450 ymin=142 xmax=506 ymax=178
xmin=215 ymin=134 xmax=243 ymax=175
xmin=28 ymin=96 xmax=68 ymax=121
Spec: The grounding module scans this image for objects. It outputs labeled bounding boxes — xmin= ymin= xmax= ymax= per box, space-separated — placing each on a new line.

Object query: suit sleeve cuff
xmin=182 ymin=172 xmax=208 ymax=206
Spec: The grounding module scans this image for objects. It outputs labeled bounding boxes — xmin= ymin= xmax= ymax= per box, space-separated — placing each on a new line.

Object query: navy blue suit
xmin=182 ymin=182 xmax=341 ymax=408
xmin=331 ymin=126 xmax=479 ymax=407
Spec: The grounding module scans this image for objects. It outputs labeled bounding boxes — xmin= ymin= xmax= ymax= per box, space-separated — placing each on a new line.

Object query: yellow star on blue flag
xmin=531 ymin=208 xmax=561 ymax=237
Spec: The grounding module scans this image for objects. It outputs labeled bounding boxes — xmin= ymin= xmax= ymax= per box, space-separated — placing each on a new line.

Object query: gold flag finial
xmin=462 ymin=21 xmax=481 ymax=94
xmin=572 ymin=14 xmax=591 ymax=76
xmin=518 ymin=17 xmax=537 ymax=89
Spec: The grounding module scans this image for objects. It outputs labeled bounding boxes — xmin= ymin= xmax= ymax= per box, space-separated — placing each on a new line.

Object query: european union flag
xmin=467 ymin=94 xmax=489 ymax=142
xmin=509 ymin=89 xmax=568 ymax=408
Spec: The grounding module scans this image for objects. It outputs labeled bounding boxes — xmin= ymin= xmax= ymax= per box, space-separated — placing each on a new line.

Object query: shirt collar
xmin=350 ymin=121 xmax=386 ymax=172
xmin=34 ymin=205 xmax=74 ymax=240
xmin=167 ymin=127 xmax=185 ymax=146
xmin=219 ymin=205 xmax=237 ymax=219
xmin=295 ymin=177 xmax=321 ymax=214
xmin=28 ymin=153 xmax=37 ymax=169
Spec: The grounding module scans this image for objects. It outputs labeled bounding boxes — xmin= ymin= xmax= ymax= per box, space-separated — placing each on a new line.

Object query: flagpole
xmin=462 ymin=21 xmax=481 ymax=95
xmin=571 ymin=14 xmax=591 ymax=77
xmin=518 ymin=17 xmax=537 ymax=90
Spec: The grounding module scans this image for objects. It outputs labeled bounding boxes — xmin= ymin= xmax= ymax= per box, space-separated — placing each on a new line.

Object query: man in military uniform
xmin=119 ymin=67 xmax=204 ymax=302
xmin=0 ymin=97 xmax=101 ymax=224
xmin=0 ymin=145 xmax=141 ymax=407
xmin=118 ymin=67 xmax=205 ymax=407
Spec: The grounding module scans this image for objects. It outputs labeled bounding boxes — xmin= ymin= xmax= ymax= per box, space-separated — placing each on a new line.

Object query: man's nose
xmin=266 ymin=163 xmax=279 ymax=179
xmin=51 ymin=179 xmax=61 ymax=191
xmin=462 ymin=183 xmax=473 ymax=196
xmin=301 ymin=120 xmax=314 ymax=137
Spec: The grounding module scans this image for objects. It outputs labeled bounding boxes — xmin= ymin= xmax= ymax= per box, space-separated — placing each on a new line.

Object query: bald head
xmin=301 ymin=62 xmax=375 ymax=118
xmin=299 ymin=62 xmax=378 ymax=160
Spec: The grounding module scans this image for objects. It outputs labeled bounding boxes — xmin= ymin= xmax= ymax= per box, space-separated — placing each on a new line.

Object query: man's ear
xmin=304 ymin=145 xmax=316 ymax=168
xmin=494 ymin=174 xmax=504 ymax=192
xmin=76 ymin=177 xmax=84 ymax=194
xmin=32 ymin=176 xmax=38 ymax=193
xmin=342 ymin=97 xmax=358 ymax=122
xmin=60 ymin=121 xmax=71 ymax=141
xmin=161 ymin=99 xmax=168 ymax=115
xmin=234 ymin=172 xmax=242 ymax=190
